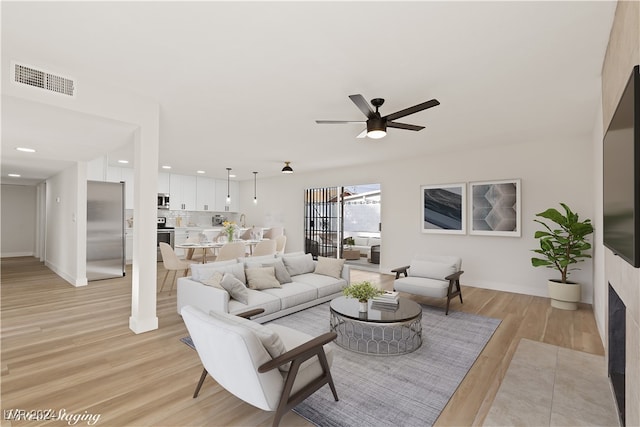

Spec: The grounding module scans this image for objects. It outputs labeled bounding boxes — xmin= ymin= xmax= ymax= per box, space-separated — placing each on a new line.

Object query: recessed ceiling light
xmin=229 ymin=174 xmax=236 ymax=178
xmin=8 ymin=173 xmax=21 ymax=177
xmin=197 ymin=170 xmax=205 ymax=174
xmin=162 ymin=165 xmax=172 ymax=169
xmin=16 ymin=147 xmax=36 ymax=153
xmin=118 ymin=160 xmax=129 ymax=164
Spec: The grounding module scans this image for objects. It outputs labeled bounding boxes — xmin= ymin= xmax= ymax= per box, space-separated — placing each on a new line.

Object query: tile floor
xmin=483 ymin=338 xmax=620 ymax=426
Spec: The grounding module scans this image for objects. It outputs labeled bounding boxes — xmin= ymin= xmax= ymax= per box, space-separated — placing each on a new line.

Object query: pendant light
xmin=226 ymin=167 xmax=231 ymax=204
xmin=253 ymin=171 xmax=258 ymax=204
xmin=281 ymin=161 xmax=293 ymax=174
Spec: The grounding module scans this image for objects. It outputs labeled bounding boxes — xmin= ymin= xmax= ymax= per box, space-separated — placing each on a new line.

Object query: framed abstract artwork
xmin=469 ymin=179 xmax=521 ymax=237
xmin=421 ymin=183 xmax=466 ymax=234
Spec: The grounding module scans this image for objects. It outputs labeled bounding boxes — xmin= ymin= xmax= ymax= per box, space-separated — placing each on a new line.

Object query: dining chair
xmin=216 ymin=241 xmax=246 ymax=261
xmin=274 ymin=235 xmax=287 ymax=255
xmin=159 ymin=242 xmax=197 ymax=295
xmin=251 ymin=239 xmax=277 ymax=257
xmin=263 ymin=227 xmax=284 ymax=239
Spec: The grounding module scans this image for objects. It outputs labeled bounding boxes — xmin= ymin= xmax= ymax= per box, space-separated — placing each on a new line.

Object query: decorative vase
xmin=548 ymin=280 xmax=581 ymax=310
xmin=227 ymin=230 xmax=234 ymax=242
xmin=359 ymin=300 xmax=368 ymax=312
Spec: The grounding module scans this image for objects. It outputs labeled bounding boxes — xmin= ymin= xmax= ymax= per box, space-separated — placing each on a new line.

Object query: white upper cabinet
xmin=158 ymin=172 xmax=170 ymax=194
xmin=170 ymin=174 xmax=197 ymax=211
xmin=106 ymin=166 xmax=134 ymax=209
xmin=87 ymin=157 xmax=107 ymax=181
xmin=196 ymin=177 xmax=216 ymax=211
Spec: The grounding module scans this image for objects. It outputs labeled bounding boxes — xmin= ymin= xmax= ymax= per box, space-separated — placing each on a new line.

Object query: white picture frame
xmin=469 ymin=179 xmax=521 ymax=237
xmin=421 ymin=183 xmax=466 ymax=234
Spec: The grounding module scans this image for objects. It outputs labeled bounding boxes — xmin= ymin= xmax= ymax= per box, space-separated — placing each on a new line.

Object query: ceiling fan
xmin=316 ymin=94 xmax=440 ymax=139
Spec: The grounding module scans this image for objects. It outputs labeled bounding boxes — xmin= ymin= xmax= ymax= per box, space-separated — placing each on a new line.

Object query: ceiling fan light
xmin=282 ymin=161 xmax=293 ymax=174
xmin=367 ymin=130 xmax=386 ymax=139
xmin=366 ymin=117 xmax=386 ymax=139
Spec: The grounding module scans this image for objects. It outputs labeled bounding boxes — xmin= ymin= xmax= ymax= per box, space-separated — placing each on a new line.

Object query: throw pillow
xmin=190 ymin=259 xmax=238 ymax=282
xmin=282 ymin=253 xmax=315 ymax=276
xmin=194 ymin=262 xmax=247 ymax=286
xmin=410 ymin=260 xmax=457 ymax=280
xmin=208 ymin=311 xmax=285 ymax=359
xmin=246 ymin=258 xmax=292 ymax=284
xmin=219 ymin=273 xmax=249 ymax=304
xmin=314 ymin=256 xmax=345 ymax=279
xmin=245 ymin=267 xmax=281 ymax=290
xmin=200 ymin=271 xmax=224 ymax=289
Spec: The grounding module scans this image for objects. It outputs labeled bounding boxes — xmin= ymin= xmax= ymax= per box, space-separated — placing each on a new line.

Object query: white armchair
xmin=181 ymin=306 xmax=339 ymax=427
xmin=392 ymin=255 xmax=464 ymax=315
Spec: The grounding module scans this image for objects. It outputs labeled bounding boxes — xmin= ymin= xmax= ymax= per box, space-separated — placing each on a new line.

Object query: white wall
xmin=44 ymin=164 xmax=87 ymax=286
xmin=1 ymin=184 xmax=37 ymax=257
xmin=240 ymin=135 xmax=595 ymax=301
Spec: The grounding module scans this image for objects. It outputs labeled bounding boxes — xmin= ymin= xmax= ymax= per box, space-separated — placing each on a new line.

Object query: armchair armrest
xmin=445 ymin=270 xmax=464 ymax=281
xmin=236 ymin=308 xmax=265 ymax=319
xmin=257 ymin=332 xmax=337 ymax=373
xmin=391 ymin=265 xmax=410 ymax=279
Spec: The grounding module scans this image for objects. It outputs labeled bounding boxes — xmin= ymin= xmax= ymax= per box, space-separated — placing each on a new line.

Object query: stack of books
xmin=371 ymin=291 xmax=400 ymax=310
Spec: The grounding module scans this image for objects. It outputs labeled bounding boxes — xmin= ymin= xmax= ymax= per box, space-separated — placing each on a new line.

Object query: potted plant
xmin=344 ymin=237 xmax=355 ymax=249
xmin=343 ymin=280 xmax=383 ymax=312
xmin=531 ymin=203 xmax=594 ymax=310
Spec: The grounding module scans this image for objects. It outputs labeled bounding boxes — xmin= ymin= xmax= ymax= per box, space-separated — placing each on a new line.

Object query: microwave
xmin=157 ymin=193 xmax=170 ymax=210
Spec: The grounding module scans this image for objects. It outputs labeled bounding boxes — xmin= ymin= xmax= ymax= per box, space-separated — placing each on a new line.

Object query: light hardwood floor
xmin=1 ymin=257 xmax=604 ymax=426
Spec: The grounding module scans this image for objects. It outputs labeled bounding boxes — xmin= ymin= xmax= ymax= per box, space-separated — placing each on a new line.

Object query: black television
xmin=603 ymin=65 xmax=640 ymax=268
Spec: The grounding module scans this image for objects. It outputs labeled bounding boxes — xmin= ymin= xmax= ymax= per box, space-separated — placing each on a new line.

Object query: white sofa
xmin=350 ymin=236 xmax=381 ymax=258
xmin=177 ymin=252 xmax=350 ymax=323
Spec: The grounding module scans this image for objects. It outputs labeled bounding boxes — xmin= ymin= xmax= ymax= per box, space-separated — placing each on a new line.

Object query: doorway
xmin=303 ymin=184 xmax=381 ymax=272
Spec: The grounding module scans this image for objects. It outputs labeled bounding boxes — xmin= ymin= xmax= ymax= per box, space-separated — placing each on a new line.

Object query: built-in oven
xmin=157 ymin=217 xmax=175 ymax=261
xmin=157 ymin=193 xmax=170 ymax=210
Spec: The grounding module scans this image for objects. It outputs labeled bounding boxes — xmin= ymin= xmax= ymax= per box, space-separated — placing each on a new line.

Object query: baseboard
xmin=1 ymin=251 xmax=35 ymax=258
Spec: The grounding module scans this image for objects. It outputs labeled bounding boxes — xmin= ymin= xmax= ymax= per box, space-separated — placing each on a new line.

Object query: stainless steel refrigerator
xmin=87 ymin=180 xmax=125 ymax=281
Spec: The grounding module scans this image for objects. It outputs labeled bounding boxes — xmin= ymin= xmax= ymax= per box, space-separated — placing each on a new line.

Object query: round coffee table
xmin=329 ymin=296 xmax=422 ymax=355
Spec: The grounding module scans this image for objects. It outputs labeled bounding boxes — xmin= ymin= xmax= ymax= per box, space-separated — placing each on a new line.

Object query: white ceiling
xmin=1 ymin=1 xmax=616 ymax=185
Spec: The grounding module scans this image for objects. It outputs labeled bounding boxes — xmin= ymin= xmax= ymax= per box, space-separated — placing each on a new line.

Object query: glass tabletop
xmin=330 ymin=296 xmax=422 ymax=323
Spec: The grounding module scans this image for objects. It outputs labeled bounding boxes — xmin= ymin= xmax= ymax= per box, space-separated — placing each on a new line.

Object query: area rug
xmin=269 ymin=303 xmax=501 ymax=427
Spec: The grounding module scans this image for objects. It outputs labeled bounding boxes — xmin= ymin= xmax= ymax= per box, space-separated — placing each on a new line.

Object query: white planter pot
xmin=359 ymin=301 xmax=368 ymax=312
xmin=547 ymin=280 xmax=581 ymax=310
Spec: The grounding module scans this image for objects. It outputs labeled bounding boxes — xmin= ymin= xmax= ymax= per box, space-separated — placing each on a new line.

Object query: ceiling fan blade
xmin=384 ymin=99 xmax=440 ymax=121
xmin=356 ymin=129 xmax=367 ymax=138
xmin=316 ymin=120 xmax=366 ymax=124
xmin=349 ymin=94 xmax=375 ymax=119
xmin=387 ymin=121 xmax=425 ymax=131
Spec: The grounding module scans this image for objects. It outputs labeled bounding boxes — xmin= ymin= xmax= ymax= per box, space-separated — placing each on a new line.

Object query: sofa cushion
xmin=208 ymin=310 xmax=285 ymax=359
xmin=191 ymin=259 xmax=238 ymax=282
xmin=220 ymin=273 xmax=249 ymax=304
xmin=394 ymin=276 xmax=449 ymax=298
xmin=262 ymin=282 xmax=318 ymax=309
xmin=282 ymin=253 xmax=315 ymax=276
xmin=246 ymin=258 xmax=292 ymax=284
xmin=240 ymin=254 xmax=276 ymax=264
xmin=367 ymin=237 xmax=381 ymax=246
xmin=246 ymin=267 xmax=282 ymax=290
xmin=227 ymin=289 xmax=281 ymax=318
xmin=409 ymin=260 xmax=457 ymax=280
xmin=314 ymin=256 xmax=345 ymax=279
xmin=200 ymin=271 xmax=224 ymax=289
xmin=352 ymin=237 xmax=368 ymax=246
xmin=293 ymin=273 xmax=347 ymax=298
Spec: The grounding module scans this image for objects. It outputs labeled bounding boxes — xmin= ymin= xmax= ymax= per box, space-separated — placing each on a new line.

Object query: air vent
xmin=14 ymin=63 xmax=75 ymax=97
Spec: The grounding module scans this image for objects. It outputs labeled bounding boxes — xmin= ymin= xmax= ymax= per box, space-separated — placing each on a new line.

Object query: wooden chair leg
xmin=193 ymin=368 xmax=208 ymax=398
xmin=168 ymin=271 xmax=177 ymax=296
xmin=159 ymin=270 xmax=170 ymax=293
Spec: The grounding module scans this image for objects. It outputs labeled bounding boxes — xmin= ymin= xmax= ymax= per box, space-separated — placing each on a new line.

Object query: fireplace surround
xmin=608 ymin=284 xmax=626 ymax=425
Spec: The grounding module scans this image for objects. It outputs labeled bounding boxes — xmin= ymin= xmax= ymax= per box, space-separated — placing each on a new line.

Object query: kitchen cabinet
xmin=87 ymin=156 xmax=107 ymax=181
xmin=170 ymin=174 xmax=197 ymax=211
xmin=196 ymin=177 xmax=216 ymax=211
xmin=107 ymin=166 xmax=134 ymax=209
xmin=158 ymin=172 xmax=170 ymax=194
xmin=215 ymin=179 xmax=239 ymax=212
